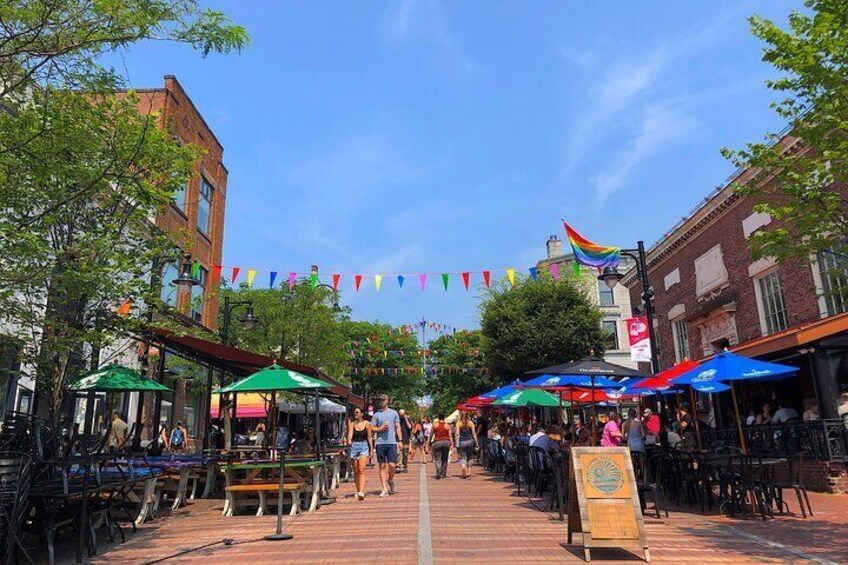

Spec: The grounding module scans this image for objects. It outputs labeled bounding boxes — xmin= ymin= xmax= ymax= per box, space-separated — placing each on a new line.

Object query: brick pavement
xmin=56 ymin=460 xmax=848 ymax=564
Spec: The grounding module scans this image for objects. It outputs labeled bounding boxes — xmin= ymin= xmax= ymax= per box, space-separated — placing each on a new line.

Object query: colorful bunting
xmin=462 ymin=272 xmax=470 ymax=290
xmin=442 ymin=273 xmax=449 ymax=291
xmin=563 ymin=221 xmax=620 ymax=268
xmin=332 ymin=273 xmax=341 ymax=291
xmin=483 ymin=270 xmax=491 ymax=288
xmin=269 ymin=271 xmax=278 ymax=288
xmin=528 ymin=267 xmax=538 ymax=281
xmin=375 ymin=274 xmax=383 ymax=291
xmin=231 ymin=267 xmax=241 ymax=284
xmin=354 ymin=274 xmax=363 ymax=292
xmin=288 ymin=272 xmax=297 ymax=290
xmin=398 ymin=275 xmax=405 ymax=288
xmin=419 ymin=273 xmax=427 ymax=291
xmin=211 ymin=265 xmax=223 ymax=284
xmin=550 ymin=263 xmax=559 ymax=280
xmin=310 ymin=272 xmax=319 ymax=288
xmin=507 ymin=268 xmax=516 ymax=287
xmin=246 ymin=269 xmax=257 ymax=287
xmin=191 ymin=262 xmax=201 ymax=278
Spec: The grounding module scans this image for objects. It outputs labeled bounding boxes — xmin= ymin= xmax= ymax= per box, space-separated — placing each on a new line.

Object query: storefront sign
xmin=567 ymin=446 xmax=650 ymax=562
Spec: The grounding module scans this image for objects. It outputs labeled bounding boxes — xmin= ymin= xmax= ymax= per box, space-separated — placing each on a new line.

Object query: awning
xmin=149 ymin=327 xmax=363 ymax=407
xmin=731 ymin=311 xmax=848 ymax=358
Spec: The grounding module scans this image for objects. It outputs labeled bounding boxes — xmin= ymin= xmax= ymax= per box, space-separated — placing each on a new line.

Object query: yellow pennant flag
xmin=507 ymin=268 xmax=516 ymax=287
xmin=375 ymin=274 xmax=383 ymax=291
xmin=246 ymin=269 xmax=257 ymax=287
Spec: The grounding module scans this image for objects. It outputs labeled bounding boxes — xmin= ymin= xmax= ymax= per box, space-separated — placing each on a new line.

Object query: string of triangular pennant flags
xmin=350 ymin=366 xmax=489 ymax=376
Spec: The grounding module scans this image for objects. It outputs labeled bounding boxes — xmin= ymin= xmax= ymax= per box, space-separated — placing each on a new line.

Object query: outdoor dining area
xmin=0 ymin=336 xmax=358 ymax=564
xmin=467 ymin=351 xmax=841 ymax=528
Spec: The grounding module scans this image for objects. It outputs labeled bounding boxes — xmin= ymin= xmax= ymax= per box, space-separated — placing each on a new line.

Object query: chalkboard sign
xmin=567 ymin=447 xmax=650 ymax=562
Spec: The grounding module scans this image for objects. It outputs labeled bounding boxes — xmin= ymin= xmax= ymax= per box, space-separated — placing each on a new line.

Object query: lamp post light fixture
xmin=309 ymin=264 xmax=342 ymax=312
xmin=172 ymin=253 xmax=201 ymax=292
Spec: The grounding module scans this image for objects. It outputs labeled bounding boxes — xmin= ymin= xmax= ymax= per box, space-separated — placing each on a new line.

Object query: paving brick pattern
xmin=74 ymin=461 xmax=848 ymax=564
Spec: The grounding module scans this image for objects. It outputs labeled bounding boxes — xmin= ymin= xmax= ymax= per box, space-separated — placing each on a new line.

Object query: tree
xmin=426 ymin=330 xmax=496 ymax=415
xmin=722 ymin=0 xmax=848 ymax=290
xmin=219 ymin=281 xmax=351 ymax=380
xmin=479 ymin=274 xmax=604 ymax=382
xmin=341 ymin=321 xmax=423 ymax=411
xmin=0 ymin=2 xmax=248 ymax=426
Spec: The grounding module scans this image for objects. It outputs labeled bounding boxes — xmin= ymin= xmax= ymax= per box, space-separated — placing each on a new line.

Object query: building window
xmin=598 ymin=281 xmax=615 ymax=306
xmin=756 ymin=271 xmax=788 ymax=335
xmin=160 ymin=261 xmax=179 ymax=307
xmin=601 ymin=320 xmax=618 ymax=351
xmin=190 ymin=266 xmax=208 ymax=322
xmin=672 ymin=318 xmax=690 ymax=363
xmin=817 ymin=250 xmax=848 ymax=316
xmin=197 ymin=176 xmax=213 ymax=235
xmin=173 ymin=180 xmax=187 ymax=214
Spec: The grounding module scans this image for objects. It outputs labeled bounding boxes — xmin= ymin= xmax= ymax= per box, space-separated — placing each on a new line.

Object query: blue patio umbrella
xmin=519 ymin=374 xmax=621 ymax=390
xmin=480 ymin=380 xmax=523 ymax=399
xmin=672 ymin=351 xmax=798 ymax=452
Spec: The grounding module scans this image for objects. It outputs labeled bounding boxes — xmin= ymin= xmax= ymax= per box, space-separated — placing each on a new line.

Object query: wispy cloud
xmin=383 ymin=0 xmax=478 ymax=74
xmin=559 ymin=8 xmax=742 ymax=202
xmin=590 ymin=104 xmax=697 ymax=203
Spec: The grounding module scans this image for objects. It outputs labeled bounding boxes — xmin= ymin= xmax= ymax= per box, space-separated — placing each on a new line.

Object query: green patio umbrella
xmin=215 ymin=364 xmax=331 ymax=394
xmin=492 ymin=388 xmax=564 ymax=408
xmin=68 ymin=363 xmax=171 ymax=392
xmin=216 ymin=364 xmax=331 ymax=541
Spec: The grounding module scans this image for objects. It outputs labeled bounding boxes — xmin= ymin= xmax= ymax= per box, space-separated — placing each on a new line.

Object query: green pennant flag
xmin=442 ymin=273 xmax=450 ymax=291
xmin=572 ymin=261 xmax=581 ymax=277
xmin=191 ymin=262 xmax=200 ymax=278
xmin=310 ymin=272 xmax=319 ymax=288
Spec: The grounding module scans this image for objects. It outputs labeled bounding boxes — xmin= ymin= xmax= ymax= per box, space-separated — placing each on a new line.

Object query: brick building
xmin=538 ymin=235 xmax=638 ymax=369
xmin=621 ymin=135 xmax=848 ymax=491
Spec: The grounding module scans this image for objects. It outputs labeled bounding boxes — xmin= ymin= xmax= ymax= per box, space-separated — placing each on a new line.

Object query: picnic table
xmin=220 ymin=458 xmax=325 ymax=516
xmin=118 ymin=455 xmax=212 ymax=525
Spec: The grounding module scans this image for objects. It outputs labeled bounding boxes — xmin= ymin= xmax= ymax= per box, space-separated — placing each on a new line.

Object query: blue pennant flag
xmin=398 ymin=275 xmax=405 ymax=288
xmin=529 ymin=267 xmax=538 ymax=281
xmin=269 ymin=271 xmax=278 ymax=288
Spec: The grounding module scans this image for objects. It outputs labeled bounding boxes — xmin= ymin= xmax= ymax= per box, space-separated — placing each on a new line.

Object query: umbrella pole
xmin=590 ymin=377 xmax=597 ymax=447
xmin=558 ymin=392 xmax=563 ymax=438
xmin=688 ymin=386 xmax=703 ymax=451
xmin=730 ymin=382 xmax=747 ymax=454
xmin=265 ymin=390 xmax=292 ymax=541
xmin=271 ymin=391 xmax=277 ymax=457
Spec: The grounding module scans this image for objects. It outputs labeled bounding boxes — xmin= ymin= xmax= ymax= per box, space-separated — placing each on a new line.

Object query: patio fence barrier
xmin=701 ymin=419 xmax=848 ymax=462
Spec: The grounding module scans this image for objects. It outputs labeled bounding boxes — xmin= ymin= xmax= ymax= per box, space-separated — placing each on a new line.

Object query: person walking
xmin=456 ymin=412 xmax=478 ymax=479
xmin=170 ymin=420 xmax=187 ymax=453
xmin=409 ymin=420 xmax=425 ymax=465
xmin=107 ymin=410 xmax=128 ymax=453
xmin=370 ymin=394 xmax=402 ymax=496
xmin=347 ymin=407 xmax=374 ymax=500
xmin=430 ymin=413 xmax=453 ymax=479
xmin=421 ymin=416 xmax=433 ymax=462
xmin=398 ymin=409 xmax=413 ymax=473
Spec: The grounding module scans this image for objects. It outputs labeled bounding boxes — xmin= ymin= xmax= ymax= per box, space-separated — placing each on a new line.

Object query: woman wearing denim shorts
xmin=347 ymin=407 xmax=374 ymax=500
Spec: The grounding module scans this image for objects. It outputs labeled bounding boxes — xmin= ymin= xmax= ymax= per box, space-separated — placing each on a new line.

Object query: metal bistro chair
xmin=0 ymin=452 xmax=33 ymax=565
xmin=633 ymin=451 xmax=668 ymax=519
xmin=768 ymin=452 xmax=813 ymax=518
xmin=513 ymin=443 xmax=529 ymax=496
xmin=528 ymin=446 xmax=553 ymax=498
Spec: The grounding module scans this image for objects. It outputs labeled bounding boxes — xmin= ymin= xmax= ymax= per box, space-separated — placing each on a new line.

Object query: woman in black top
xmin=347 ymin=407 xmax=374 ymax=500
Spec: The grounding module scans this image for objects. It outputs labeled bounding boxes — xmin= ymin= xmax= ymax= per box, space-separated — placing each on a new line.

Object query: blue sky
xmin=117 ymin=0 xmax=801 ymax=330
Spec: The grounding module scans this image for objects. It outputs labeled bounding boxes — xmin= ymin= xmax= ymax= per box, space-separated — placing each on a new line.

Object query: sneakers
xmin=388 ymin=480 xmax=396 ymax=494
xmin=379 ymin=490 xmax=389 ymax=498
xmin=356 ymin=492 xmax=365 ymax=500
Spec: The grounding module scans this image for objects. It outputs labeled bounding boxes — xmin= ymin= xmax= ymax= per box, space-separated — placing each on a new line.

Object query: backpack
xmin=172 ymin=427 xmax=184 ymax=447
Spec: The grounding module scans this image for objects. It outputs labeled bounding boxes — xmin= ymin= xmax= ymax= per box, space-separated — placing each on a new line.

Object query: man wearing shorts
xmin=370 ymin=394 xmax=402 ymax=497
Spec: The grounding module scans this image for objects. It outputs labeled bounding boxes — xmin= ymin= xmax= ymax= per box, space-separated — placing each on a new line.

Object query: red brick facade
xmin=118 ymin=75 xmax=227 ymax=332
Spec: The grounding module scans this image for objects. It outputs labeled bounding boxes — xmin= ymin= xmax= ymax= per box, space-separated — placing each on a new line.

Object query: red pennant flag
xmin=461 ymin=272 xmax=470 ymax=290
xmin=354 ymin=274 xmax=363 ymax=291
xmin=231 ymin=267 xmax=241 ymax=284
xmin=482 ymin=270 xmax=491 ymax=288
xmin=211 ymin=265 xmax=223 ymax=284
xmin=332 ymin=273 xmax=341 ymax=291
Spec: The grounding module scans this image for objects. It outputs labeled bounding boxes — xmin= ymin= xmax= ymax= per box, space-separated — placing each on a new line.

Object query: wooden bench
xmin=224 ymin=481 xmax=305 ymax=517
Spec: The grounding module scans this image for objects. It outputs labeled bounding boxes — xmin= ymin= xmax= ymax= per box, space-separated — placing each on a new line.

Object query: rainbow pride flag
xmin=563 ymin=221 xmax=620 ymax=268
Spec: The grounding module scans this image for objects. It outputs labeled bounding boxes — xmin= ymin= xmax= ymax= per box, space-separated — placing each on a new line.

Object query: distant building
xmin=538 ymin=235 xmax=638 ymax=369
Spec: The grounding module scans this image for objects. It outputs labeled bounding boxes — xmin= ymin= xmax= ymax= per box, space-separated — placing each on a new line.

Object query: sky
xmin=116 ymin=0 xmax=803 ymax=331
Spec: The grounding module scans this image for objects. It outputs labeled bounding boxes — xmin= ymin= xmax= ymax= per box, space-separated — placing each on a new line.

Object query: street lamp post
xmin=597 ymin=241 xmax=665 ymax=444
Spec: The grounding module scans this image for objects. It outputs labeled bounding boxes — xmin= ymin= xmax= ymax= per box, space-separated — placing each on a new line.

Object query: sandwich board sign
xmin=567 ymin=446 xmax=650 ymax=562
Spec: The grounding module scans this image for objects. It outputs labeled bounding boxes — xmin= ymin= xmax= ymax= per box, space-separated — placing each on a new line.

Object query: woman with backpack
xmin=170 ymin=420 xmax=187 ymax=453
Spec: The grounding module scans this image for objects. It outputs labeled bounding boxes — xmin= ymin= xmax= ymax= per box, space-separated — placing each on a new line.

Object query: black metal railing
xmin=701 ymin=419 xmax=848 ymax=462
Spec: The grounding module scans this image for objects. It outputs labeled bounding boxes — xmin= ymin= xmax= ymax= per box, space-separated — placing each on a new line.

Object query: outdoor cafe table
xmin=220 ymin=458 xmax=325 ymax=515
xmin=120 ymin=455 xmax=212 ymax=525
